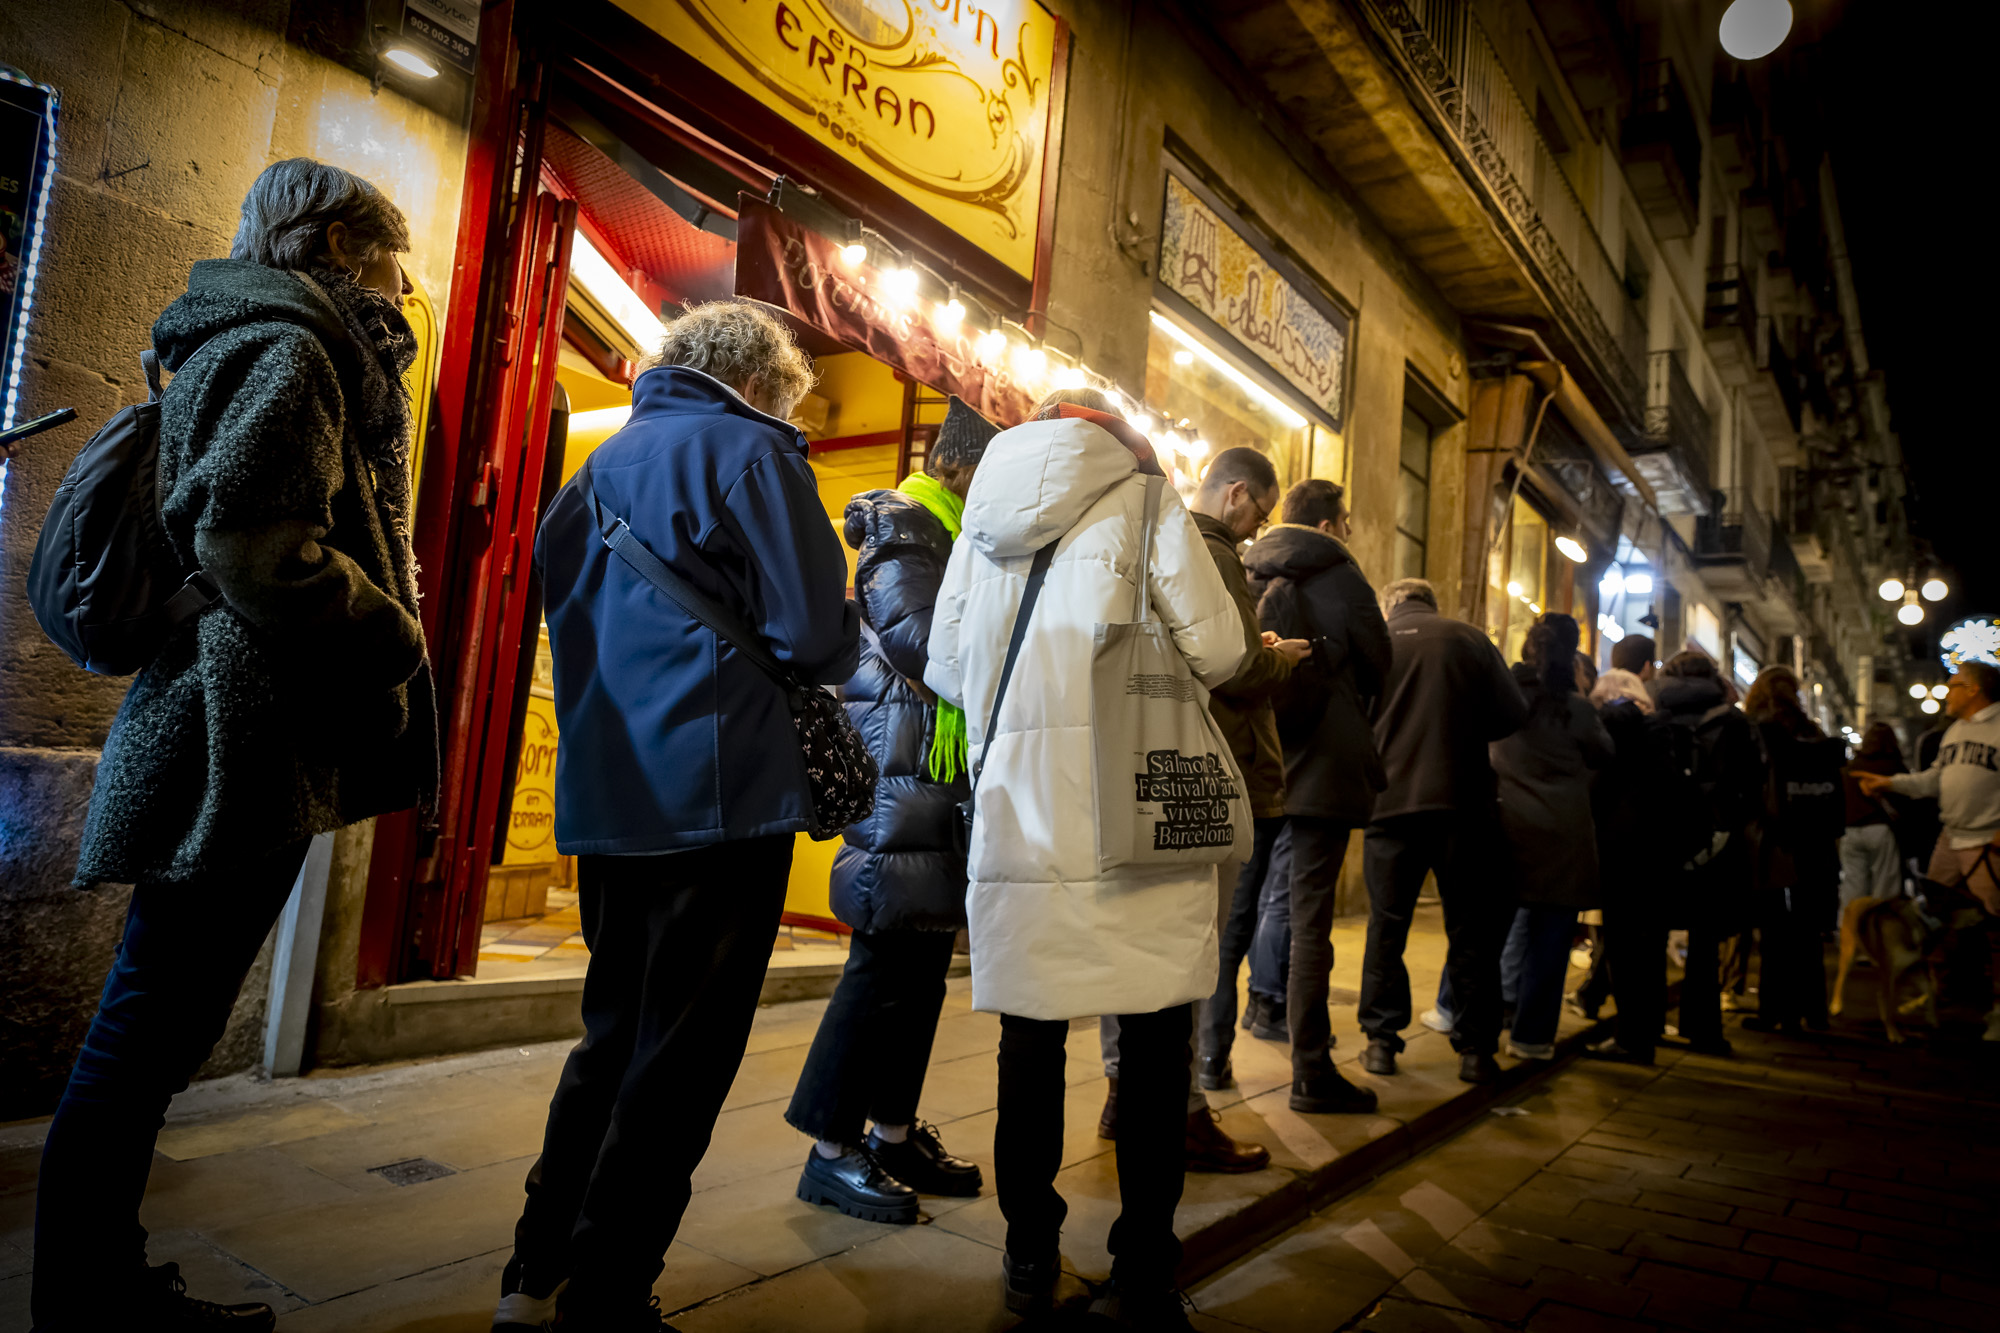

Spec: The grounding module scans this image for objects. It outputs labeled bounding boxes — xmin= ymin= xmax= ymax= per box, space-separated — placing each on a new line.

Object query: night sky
xmin=1814 ymin=1 xmax=1997 ymax=630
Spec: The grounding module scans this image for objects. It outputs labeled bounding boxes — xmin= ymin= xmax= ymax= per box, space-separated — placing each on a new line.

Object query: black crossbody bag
xmin=578 ymin=460 xmax=878 ymax=840
xmin=956 ymin=539 xmax=1059 ymax=851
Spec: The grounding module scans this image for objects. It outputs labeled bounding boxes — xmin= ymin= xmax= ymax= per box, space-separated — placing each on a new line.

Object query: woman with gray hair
xmin=34 ymin=158 xmax=434 ymax=1332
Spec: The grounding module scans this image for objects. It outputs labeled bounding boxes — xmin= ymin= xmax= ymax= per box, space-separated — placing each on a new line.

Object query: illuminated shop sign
xmin=1157 ymin=162 xmax=1351 ymax=433
xmin=615 ymin=0 xmax=1059 ymax=278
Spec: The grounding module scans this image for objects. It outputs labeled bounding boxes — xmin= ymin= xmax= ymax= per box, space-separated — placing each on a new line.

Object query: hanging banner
xmin=1158 ymin=166 xmax=1351 ymax=432
xmin=1 ymin=72 xmax=58 ymax=434
xmin=614 ymin=0 xmax=1058 ymax=279
xmin=735 ymin=195 xmax=1039 ymax=425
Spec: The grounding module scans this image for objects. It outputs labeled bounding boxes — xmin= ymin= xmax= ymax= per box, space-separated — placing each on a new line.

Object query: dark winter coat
xmin=1370 ymin=599 xmax=1528 ymax=823
xmin=77 ymin=259 xmax=438 ymax=884
xmin=1194 ymin=512 xmax=1291 ymax=819
xmin=1593 ymin=698 xmax=1707 ymax=900
xmin=830 ymin=489 xmax=969 ymax=933
xmin=1244 ymin=525 xmax=1391 ymax=824
xmin=534 ymin=365 xmax=859 ymax=853
xmin=1655 ymin=673 xmax=1766 ymax=927
xmin=1491 ymin=665 xmax=1614 ymax=907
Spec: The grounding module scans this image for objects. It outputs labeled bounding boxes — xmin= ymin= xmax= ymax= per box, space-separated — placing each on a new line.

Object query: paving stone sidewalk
xmin=1188 ymin=1002 xmax=2000 ymax=1333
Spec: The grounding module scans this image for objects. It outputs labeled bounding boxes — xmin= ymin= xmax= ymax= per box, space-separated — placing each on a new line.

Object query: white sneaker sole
xmin=493 ymin=1280 xmax=566 ymax=1330
xmin=1419 ymin=1010 xmax=1453 ymax=1035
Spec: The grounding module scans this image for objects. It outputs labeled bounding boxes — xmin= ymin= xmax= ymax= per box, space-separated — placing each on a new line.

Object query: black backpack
xmin=27 ymin=347 xmax=222 ymax=675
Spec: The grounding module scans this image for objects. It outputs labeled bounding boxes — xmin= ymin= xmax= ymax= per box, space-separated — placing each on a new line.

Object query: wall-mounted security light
xmin=1719 ymin=0 xmax=1793 ymax=61
xmin=1555 ymin=535 xmax=1588 ymax=563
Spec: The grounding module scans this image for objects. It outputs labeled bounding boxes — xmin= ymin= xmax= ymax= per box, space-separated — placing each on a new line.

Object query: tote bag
xmin=1091 ymin=475 xmax=1252 ymax=870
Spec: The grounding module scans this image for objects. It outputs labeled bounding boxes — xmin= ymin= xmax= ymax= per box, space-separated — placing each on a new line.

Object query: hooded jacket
xmin=1242 ymin=525 xmax=1392 ymax=823
xmin=77 ymin=259 xmax=438 ymax=884
xmin=829 ymin=488 xmax=969 ymax=933
xmin=1368 ymin=598 xmax=1526 ymax=823
xmin=535 ymin=365 xmax=859 ymax=853
xmin=1194 ymin=512 xmax=1290 ymax=818
xmin=1491 ymin=664 xmax=1614 ymax=906
xmin=926 ymin=417 xmax=1243 ymax=1020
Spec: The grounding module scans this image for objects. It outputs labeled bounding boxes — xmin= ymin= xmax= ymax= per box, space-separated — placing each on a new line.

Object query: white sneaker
xmin=494 ymin=1278 xmax=566 ymax=1331
xmin=1508 ymin=1040 xmax=1555 ymax=1061
xmin=1419 ymin=1008 xmax=1454 ymax=1035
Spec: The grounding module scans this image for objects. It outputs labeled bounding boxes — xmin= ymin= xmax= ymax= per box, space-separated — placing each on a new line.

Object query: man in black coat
xmin=1244 ymin=479 xmax=1391 ymax=1114
xmin=1356 ymin=579 xmax=1527 ymax=1084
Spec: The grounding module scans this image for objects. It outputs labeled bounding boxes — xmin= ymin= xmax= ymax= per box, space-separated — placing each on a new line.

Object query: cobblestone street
xmin=1192 ymin=1012 xmax=2000 ymax=1333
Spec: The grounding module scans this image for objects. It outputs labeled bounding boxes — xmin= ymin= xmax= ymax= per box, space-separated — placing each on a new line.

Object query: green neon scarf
xmin=898 ymin=470 xmax=967 ymax=782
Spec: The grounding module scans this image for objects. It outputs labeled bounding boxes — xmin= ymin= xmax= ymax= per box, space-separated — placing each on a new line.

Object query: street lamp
xmin=1931 ymin=684 xmax=1949 ymax=700
xmin=1719 ymin=0 xmax=1793 ymax=61
xmin=1898 ymin=593 xmax=1925 ymax=627
xmin=1555 ymin=535 xmax=1588 ymax=563
xmin=1909 ymin=683 xmax=1928 ymax=700
xmin=1921 ymin=698 xmax=1942 ymax=715
xmin=1878 ymin=577 xmax=1905 ymax=602
xmin=1921 ymin=576 xmax=1949 ymax=602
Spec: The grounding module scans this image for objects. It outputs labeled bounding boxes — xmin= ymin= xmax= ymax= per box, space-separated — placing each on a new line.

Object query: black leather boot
xmin=1097 ymin=1075 xmax=1118 ymax=1140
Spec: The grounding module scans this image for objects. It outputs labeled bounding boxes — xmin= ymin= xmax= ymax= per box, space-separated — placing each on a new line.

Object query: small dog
xmin=1832 ymin=890 xmax=1987 ymax=1043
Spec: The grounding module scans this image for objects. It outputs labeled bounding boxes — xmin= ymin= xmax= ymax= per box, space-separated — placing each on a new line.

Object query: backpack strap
xmin=141 ymin=349 xmax=165 ymax=402
xmin=971 ymin=538 xmax=1057 ymax=791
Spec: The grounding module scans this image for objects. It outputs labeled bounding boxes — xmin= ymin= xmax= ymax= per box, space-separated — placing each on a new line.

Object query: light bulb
xmin=1910 ymin=683 xmax=1929 ymax=700
xmin=1719 ymin=0 xmax=1793 ymax=61
xmin=1898 ymin=601 xmax=1925 ymax=626
xmin=1922 ymin=578 xmax=1948 ymax=602
xmin=1015 ymin=345 xmax=1047 ymax=380
xmin=1921 ymin=698 xmax=1941 ymax=715
xmin=1528 ymin=602 xmax=1543 ymax=615
xmin=1626 ymin=572 xmax=1654 ymax=596
xmin=1555 ymin=536 xmax=1588 ymax=564
xmin=840 ymin=242 xmax=868 ymax=266
xmin=1050 ymin=366 xmax=1085 ymax=389
xmin=933 ymin=297 xmax=964 ymax=328
xmin=1932 ymin=684 xmax=1949 ymax=700
xmin=880 ymin=268 xmax=918 ymax=304
xmin=1878 ymin=578 xmax=1905 ymax=602
xmin=1507 ymin=581 xmax=1523 ymax=598
xmin=1172 ymin=349 xmax=1194 ymax=367
xmin=1135 ymin=414 xmax=1159 ymax=437
xmin=1185 ymin=437 xmax=1211 ymax=459
xmin=382 ymin=47 xmax=441 ymax=78
xmin=975 ymin=329 xmax=1007 ymax=361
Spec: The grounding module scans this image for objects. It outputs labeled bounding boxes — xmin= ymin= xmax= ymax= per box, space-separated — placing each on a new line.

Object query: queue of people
xmin=25 ymin=158 xmax=2000 ymax=1333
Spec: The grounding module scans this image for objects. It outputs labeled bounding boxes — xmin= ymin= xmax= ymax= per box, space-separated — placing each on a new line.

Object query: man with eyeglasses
xmin=1099 ymin=447 xmax=1305 ymax=1172
xmin=1858 ymin=660 xmax=2000 ymax=1039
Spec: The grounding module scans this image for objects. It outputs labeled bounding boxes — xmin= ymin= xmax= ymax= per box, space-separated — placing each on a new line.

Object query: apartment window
xmin=1396 ymin=405 xmax=1430 ymax=579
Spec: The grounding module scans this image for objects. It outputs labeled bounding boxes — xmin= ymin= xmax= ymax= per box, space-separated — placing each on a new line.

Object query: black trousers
xmin=1601 ymin=900 xmax=1665 ymax=1058
xmin=785 ymin=927 xmax=957 ymax=1145
xmin=1359 ymin=810 xmax=1513 ymax=1057
xmin=34 ymin=838 xmax=311 ymax=1329
xmin=1283 ymin=816 xmax=1357 ymax=1082
xmin=1201 ymin=815 xmax=1287 ymax=1063
xmin=996 ymin=1005 xmax=1190 ymax=1288
xmin=511 ymin=837 xmax=792 ymax=1311
xmin=1757 ymin=883 xmax=1833 ymax=1027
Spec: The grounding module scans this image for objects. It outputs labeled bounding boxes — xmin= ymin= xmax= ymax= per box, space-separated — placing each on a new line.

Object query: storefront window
xmin=1396 ymin=405 xmax=1430 ymax=579
xmin=1502 ymin=497 xmax=1548 ymax=665
xmin=1142 ymin=309 xmax=1336 ymax=500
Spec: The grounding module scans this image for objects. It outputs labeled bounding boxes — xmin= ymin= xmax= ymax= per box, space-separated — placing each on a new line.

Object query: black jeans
xmin=785 ymin=927 xmax=957 ymax=1145
xmin=996 ymin=1005 xmax=1190 ymax=1288
xmin=1284 ymin=816 xmax=1356 ymax=1082
xmin=1601 ymin=900 xmax=1665 ymax=1057
xmin=1757 ymin=883 xmax=1833 ymax=1027
xmin=1201 ymin=816 xmax=1287 ymax=1062
xmin=33 ymin=838 xmax=310 ymax=1328
xmin=511 ymin=837 xmax=792 ymax=1312
xmin=1359 ymin=810 xmax=1513 ymax=1057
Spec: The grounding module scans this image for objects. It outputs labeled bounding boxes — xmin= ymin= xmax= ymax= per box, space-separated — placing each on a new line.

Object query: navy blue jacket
xmin=829 ymin=490 xmax=970 ymax=933
xmin=534 ymin=366 xmax=860 ymax=853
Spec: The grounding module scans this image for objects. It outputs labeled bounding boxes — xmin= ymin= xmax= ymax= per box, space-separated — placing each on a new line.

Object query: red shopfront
xmin=354 ymin=0 xmax=1072 ymax=987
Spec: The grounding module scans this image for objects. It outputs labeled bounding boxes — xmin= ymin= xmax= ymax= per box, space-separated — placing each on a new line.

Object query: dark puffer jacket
xmin=1491 ymin=665 xmax=1613 ymax=907
xmin=77 ymin=260 xmax=438 ymax=884
xmin=1244 ymin=524 xmax=1392 ymax=824
xmin=830 ymin=490 xmax=970 ymax=933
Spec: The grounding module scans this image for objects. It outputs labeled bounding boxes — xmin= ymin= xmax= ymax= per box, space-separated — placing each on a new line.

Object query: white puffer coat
xmin=925 ymin=417 xmax=1245 ymax=1020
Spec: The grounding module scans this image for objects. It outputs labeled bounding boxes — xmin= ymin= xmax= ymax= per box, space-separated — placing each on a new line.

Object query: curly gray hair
xmin=1380 ymin=578 xmax=1436 ymax=611
xmin=231 ymin=158 xmax=410 ymax=270
xmin=643 ymin=300 xmax=816 ymax=418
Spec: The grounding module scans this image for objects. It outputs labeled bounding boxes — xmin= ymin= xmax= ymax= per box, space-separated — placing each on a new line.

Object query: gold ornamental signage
xmin=617 ymin=0 xmax=1059 ymax=278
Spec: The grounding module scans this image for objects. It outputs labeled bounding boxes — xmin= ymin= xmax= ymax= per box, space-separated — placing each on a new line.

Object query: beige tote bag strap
xmin=1132 ymin=474 xmax=1164 ymax=624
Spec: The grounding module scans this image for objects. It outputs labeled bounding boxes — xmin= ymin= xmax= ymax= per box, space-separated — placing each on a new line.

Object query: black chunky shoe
xmin=1458 ymin=1052 xmax=1501 ymax=1084
xmin=131 ymin=1262 xmax=277 ymax=1332
xmin=1001 ymin=1252 xmax=1061 ymax=1314
xmin=1098 ymin=1075 xmax=1119 ymax=1140
xmin=1246 ymin=994 xmax=1288 ymax=1042
xmin=864 ymin=1121 xmax=982 ymax=1197
xmin=1360 ymin=1040 xmax=1397 ymax=1076
xmin=1197 ymin=1053 xmax=1235 ymax=1090
xmin=556 ymin=1292 xmax=679 ymax=1331
xmin=796 ymin=1146 xmax=919 ymax=1223
xmin=1289 ymin=1073 xmax=1378 ymax=1115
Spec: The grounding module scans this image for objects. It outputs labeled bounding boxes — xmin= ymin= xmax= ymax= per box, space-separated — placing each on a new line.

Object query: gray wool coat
xmin=75 ymin=260 xmax=438 ymax=885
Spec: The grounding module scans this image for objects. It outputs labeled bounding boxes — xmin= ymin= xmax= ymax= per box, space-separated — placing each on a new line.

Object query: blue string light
xmin=0 ymin=68 xmax=61 ymax=513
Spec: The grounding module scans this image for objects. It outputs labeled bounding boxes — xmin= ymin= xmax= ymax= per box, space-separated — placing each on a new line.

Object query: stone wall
xmin=0 ymin=0 xmax=467 ymax=1113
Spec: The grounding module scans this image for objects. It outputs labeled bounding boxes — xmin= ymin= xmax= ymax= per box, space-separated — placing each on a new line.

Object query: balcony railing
xmin=1370 ymin=0 xmax=1643 ymax=416
xmin=1755 ymin=316 xmax=1802 ymax=431
xmin=1704 ymin=264 xmax=1757 ymax=336
xmin=1694 ymin=490 xmax=1773 ymax=597
xmin=1628 ymin=350 xmax=1713 ymax=513
xmin=1622 ymin=61 xmax=1703 ymax=238
xmin=1766 ymin=512 xmax=1804 ymax=600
